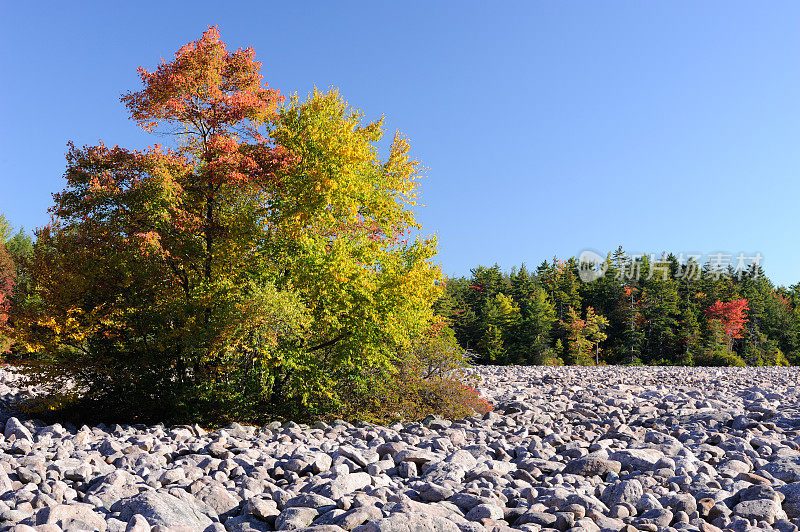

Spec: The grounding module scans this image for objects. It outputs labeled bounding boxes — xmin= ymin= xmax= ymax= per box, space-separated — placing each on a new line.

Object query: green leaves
xmin=13 ymin=28 xmax=468 ymax=425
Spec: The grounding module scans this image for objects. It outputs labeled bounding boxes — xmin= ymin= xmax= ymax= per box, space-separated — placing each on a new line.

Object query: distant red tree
xmin=705 ymin=299 xmax=749 ymax=352
xmin=0 ymin=243 xmax=14 ymax=351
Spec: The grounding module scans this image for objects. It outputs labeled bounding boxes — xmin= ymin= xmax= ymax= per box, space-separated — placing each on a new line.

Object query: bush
xmin=695 ymin=348 xmax=746 ymax=367
xmin=334 ymin=322 xmax=493 ymax=423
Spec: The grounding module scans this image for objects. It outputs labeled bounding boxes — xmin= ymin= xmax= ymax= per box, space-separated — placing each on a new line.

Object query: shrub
xmin=332 ymin=320 xmax=492 ymax=424
xmin=695 ymin=348 xmax=746 ymax=367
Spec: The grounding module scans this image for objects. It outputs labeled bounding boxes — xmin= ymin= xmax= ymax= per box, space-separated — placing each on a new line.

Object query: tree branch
xmin=309 ymin=331 xmax=349 ymax=352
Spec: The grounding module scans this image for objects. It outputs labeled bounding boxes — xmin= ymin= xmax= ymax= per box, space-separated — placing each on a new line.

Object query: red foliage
xmin=0 ymin=243 xmax=14 ymax=332
xmin=121 ymin=26 xmax=283 ymax=133
xmin=459 ymin=383 xmax=494 ymax=413
xmin=705 ymin=299 xmax=749 ymax=340
xmin=119 ymin=26 xmax=294 ymax=191
xmin=774 ymin=293 xmax=792 ymax=311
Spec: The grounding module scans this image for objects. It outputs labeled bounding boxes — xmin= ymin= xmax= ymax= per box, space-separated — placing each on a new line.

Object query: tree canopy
xmin=437 ymin=256 xmax=799 ymax=367
xmin=10 ymin=27 xmax=486 ymax=424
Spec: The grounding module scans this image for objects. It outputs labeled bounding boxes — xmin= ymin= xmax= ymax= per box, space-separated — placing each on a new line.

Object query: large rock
xmin=779 ymin=483 xmax=800 ymax=518
xmin=284 ymin=493 xmax=337 ymax=511
xmin=275 ymin=507 xmax=318 ymax=530
xmin=35 ymin=503 xmax=108 ymax=531
xmin=659 ymin=493 xmax=698 ymax=514
xmin=638 ymin=508 xmax=673 ymax=527
xmin=226 ymin=514 xmax=272 ymax=532
xmin=760 ymin=458 xmax=800 ymax=483
xmin=4 ymin=417 xmax=33 ymax=441
xmin=85 ymin=470 xmax=140 ymax=508
xmin=195 ymin=484 xmax=241 ymax=517
xmin=609 ymin=449 xmax=664 ymax=471
xmin=601 ymin=479 xmax=644 ymax=507
xmin=111 ymin=491 xmax=214 ymax=529
xmin=334 ymin=505 xmax=383 ymax=530
xmin=465 ymin=503 xmax=504 ymax=521
xmin=563 ymin=456 xmax=621 ymax=477
xmin=444 ymin=449 xmax=478 ymax=470
xmin=0 ymin=468 xmax=12 ymax=495
xmin=315 ymin=472 xmax=372 ymax=499
xmin=353 ymin=513 xmax=460 ymax=532
xmin=516 ymin=511 xmax=558 ymax=527
xmin=423 ymin=462 xmax=467 ymax=484
xmin=734 ymin=498 xmax=787 ymax=524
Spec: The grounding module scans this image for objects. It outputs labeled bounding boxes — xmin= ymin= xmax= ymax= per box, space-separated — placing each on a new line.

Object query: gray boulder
xmin=35 ymin=503 xmax=108 ymax=531
xmin=734 ymin=498 xmax=787 ymax=524
xmin=779 ymin=483 xmax=800 ymax=518
xmin=562 ymin=456 xmax=621 ymax=477
xmin=353 ymin=513 xmax=460 ymax=532
xmin=761 ymin=458 xmax=800 ymax=483
xmin=602 ymin=479 xmax=644 ymax=507
xmin=4 ymin=417 xmax=33 ymax=441
xmin=609 ymin=449 xmax=664 ymax=471
xmin=111 ymin=491 xmax=214 ymax=529
xmin=275 ymin=507 xmax=319 ymax=530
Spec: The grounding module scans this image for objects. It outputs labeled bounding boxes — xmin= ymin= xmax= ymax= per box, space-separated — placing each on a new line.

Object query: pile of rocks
xmin=0 ymin=365 xmax=799 ymax=531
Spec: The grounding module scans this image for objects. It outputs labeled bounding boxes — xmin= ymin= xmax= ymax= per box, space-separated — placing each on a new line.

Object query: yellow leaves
xmin=36 ymin=307 xmax=90 ymax=345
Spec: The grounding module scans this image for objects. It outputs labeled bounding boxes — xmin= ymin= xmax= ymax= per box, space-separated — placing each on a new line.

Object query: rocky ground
xmin=0 ymin=366 xmax=799 ymax=532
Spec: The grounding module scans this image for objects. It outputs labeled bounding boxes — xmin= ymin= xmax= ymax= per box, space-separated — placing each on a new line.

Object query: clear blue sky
xmin=1 ymin=2 xmax=798 ymax=287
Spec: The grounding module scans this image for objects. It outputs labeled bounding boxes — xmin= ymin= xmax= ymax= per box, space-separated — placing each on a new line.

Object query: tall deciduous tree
xmin=585 ymin=306 xmax=609 ymax=365
xmin=0 ymin=242 xmax=13 ymax=352
xmin=17 ymin=27 xmax=452 ymax=423
xmin=562 ymin=307 xmax=592 ymax=365
xmin=705 ymin=299 xmax=749 ymax=353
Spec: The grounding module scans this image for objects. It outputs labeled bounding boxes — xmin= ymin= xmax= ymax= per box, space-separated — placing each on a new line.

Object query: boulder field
xmin=0 ymin=365 xmax=799 ymax=532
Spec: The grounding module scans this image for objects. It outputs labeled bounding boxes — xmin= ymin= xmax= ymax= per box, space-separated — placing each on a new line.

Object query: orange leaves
xmin=623 ymin=286 xmax=637 ymax=297
xmin=0 ymin=243 xmax=14 ymax=337
xmin=131 ymin=231 xmax=167 ymax=258
xmin=706 ymin=299 xmax=749 ymax=340
xmin=121 ymin=26 xmax=283 ymax=134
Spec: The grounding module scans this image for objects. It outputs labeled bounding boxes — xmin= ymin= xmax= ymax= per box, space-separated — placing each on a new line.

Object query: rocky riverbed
xmin=0 ymin=365 xmax=799 ymax=532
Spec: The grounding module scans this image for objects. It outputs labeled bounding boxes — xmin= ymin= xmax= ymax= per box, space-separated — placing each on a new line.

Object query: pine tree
xmin=639 ymin=273 xmax=680 ymax=363
xmin=513 ymin=286 xmax=557 ymax=364
xmin=478 ymin=293 xmax=520 ymax=363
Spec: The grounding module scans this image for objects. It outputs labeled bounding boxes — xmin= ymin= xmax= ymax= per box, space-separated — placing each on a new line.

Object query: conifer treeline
xmin=435 ymin=249 xmax=800 ymax=366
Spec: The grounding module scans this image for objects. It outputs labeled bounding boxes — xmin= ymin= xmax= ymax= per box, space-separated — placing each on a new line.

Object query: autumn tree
xmin=705 ymin=299 xmax=749 ymax=353
xmin=0 ymin=242 xmax=13 ymax=353
xmin=16 ymin=27 xmax=473 ymax=424
xmin=562 ymin=307 xmax=593 ymax=365
xmin=584 ymin=306 xmax=609 ymax=365
xmin=436 ymin=255 xmax=800 ymax=367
